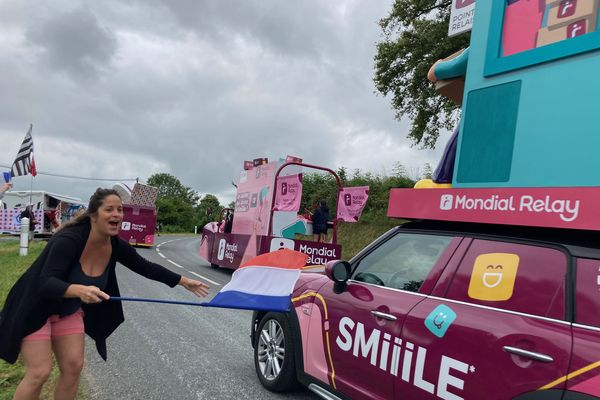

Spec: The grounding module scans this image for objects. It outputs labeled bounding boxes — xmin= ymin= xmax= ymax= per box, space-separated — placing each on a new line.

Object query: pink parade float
xmin=113 ymin=182 xmax=159 ymax=247
xmin=199 ymin=156 xmax=369 ymax=270
xmin=246 ymin=3 xmax=600 ymax=399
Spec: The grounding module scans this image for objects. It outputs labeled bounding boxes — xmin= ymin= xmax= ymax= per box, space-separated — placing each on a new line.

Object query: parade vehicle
xmin=249 ymin=1 xmax=600 ymax=399
xmin=112 ymin=183 xmax=159 ymax=247
xmin=251 ymin=219 xmax=600 ymax=400
xmin=0 ymin=190 xmax=85 ymax=236
xmin=199 ymin=157 xmax=368 ymax=270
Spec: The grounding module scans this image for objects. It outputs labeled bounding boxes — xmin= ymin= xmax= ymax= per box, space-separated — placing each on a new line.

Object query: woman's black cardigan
xmin=0 ymin=221 xmax=181 ymax=364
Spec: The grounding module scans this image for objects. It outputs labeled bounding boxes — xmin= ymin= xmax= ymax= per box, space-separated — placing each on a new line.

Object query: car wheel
xmin=254 ymin=312 xmax=297 ymax=392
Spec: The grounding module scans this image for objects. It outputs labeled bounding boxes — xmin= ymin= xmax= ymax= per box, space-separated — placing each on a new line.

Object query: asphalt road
xmin=81 ymin=235 xmax=318 ymax=400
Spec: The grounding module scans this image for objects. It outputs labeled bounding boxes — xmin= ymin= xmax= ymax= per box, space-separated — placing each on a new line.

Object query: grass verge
xmin=0 ymin=240 xmax=66 ymax=400
xmin=337 ymin=214 xmax=404 ymax=260
xmin=296 ymin=214 xmax=404 ymax=260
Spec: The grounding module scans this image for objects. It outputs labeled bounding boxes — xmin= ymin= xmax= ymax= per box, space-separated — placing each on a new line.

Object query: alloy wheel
xmin=256 ymin=319 xmax=285 ymax=381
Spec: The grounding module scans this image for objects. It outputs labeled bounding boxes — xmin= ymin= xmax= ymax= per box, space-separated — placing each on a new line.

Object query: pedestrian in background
xmin=20 ymin=205 xmax=38 ymax=242
xmin=312 ymin=200 xmax=329 ymax=243
xmin=0 ymin=188 xmax=210 ymax=400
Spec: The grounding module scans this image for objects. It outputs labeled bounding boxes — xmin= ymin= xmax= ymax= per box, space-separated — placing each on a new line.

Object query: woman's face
xmin=91 ymin=194 xmax=123 ymax=236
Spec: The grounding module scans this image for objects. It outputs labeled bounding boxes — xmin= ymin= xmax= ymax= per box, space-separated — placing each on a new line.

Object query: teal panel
xmin=457 ymin=80 xmax=521 ymax=183
xmin=485 ymin=0 xmax=600 ymax=76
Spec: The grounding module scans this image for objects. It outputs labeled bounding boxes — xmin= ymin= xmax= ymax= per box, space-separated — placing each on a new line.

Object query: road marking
xmin=154 ymin=236 xmax=221 ymax=286
xmin=189 ymin=271 xmax=221 ymax=286
xmin=167 ymin=259 xmax=185 ymax=269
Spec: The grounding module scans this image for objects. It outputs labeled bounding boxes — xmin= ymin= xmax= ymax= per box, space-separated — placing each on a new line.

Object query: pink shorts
xmin=23 ymin=309 xmax=84 ymax=341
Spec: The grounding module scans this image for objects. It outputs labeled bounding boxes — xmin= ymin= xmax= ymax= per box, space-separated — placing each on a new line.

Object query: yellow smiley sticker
xmin=468 ymin=253 xmax=520 ymax=301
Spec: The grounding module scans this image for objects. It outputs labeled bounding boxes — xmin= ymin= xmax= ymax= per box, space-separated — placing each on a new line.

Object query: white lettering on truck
xmin=336 ymin=316 xmax=472 ymax=400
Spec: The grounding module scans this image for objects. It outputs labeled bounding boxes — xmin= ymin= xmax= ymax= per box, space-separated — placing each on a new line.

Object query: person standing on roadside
xmin=20 ymin=205 xmax=38 ymax=242
xmin=312 ymin=200 xmax=329 ymax=243
xmin=0 ymin=188 xmax=210 ymax=400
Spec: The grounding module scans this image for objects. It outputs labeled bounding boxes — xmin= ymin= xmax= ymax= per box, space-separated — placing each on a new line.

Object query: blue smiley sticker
xmin=424 ymin=304 xmax=457 ymax=338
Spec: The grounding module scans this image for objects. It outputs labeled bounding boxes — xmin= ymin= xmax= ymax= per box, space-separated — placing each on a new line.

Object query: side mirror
xmin=325 ymin=260 xmax=351 ymax=294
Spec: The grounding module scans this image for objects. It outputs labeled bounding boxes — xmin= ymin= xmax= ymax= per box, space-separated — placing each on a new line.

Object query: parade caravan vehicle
xmin=400 ymin=0 xmax=600 ymax=225
xmin=114 ymin=182 xmax=159 ymax=247
xmin=246 ymin=3 xmax=600 ymax=400
xmin=381 ymin=1 xmax=600 ymax=398
xmin=199 ymin=157 xmax=346 ymax=269
xmin=0 ymin=191 xmax=85 ymax=236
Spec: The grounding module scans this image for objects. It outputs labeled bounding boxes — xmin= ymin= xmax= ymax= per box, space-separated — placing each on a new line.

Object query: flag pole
xmin=109 ymin=296 xmax=206 ymax=307
xmin=29 ymin=124 xmax=33 ymax=206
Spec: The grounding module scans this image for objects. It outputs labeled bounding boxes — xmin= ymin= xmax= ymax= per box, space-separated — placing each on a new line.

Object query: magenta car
xmin=251 ymin=220 xmax=600 ymax=399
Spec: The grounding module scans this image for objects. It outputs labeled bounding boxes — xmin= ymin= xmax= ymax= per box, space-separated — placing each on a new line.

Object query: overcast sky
xmin=0 ymin=0 xmax=449 ymax=206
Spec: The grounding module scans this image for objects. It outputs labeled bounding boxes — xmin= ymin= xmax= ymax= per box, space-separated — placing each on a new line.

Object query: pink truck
xmin=114 ymin=183 xmax=159 ymax=247
xmin=199 ymin=158 xmax=359 ymax=269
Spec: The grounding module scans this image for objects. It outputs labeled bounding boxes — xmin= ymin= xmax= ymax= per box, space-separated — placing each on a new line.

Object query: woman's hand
xmin=67 ymin=284 xmax=110 ymax=303
xmin=179 ymin=276 xmax=210 ymax=297
xmin=0 ymin=182 xmax=12 ymax=194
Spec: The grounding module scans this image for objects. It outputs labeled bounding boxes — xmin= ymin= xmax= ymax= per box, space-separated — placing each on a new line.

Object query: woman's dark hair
xmin=60 ymin=188 xmax=121 ymax=230
xmin=320 ymin=200 xmax=329 ymax=213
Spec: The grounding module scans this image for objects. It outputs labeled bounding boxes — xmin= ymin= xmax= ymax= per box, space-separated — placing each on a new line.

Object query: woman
xmin=0 ymin=188 xmax=210 ymax=400
xmin=312 ymin=200 xmax=329 ymax=243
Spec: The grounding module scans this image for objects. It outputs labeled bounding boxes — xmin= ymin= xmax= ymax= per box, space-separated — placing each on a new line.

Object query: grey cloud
xmin=26 ymin=7 xmax=117 ymax=79
xmin=0 ymin=0 xmax=445 ymax=206
xmin=133 ymin=0 xmax=339 ymax=60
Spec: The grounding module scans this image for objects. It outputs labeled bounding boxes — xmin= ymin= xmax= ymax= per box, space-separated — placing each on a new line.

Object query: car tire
xmin=254 ymin=312 xmax=298 ymax=392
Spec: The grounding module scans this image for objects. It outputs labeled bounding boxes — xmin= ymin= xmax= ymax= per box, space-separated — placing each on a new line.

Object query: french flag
xmin=203 ymin=249 xmax=308 ymax=312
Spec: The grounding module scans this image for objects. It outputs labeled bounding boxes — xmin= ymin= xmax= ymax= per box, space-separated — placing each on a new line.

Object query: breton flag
xmin=203 ymin=249 xmax=307 ymax=312
xmin=11 ymin=125 xmax=35 ymax=177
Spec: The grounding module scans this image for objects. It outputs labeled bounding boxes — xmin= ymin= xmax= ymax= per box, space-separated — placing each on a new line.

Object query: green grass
xmin=294 ymin=213 xmax=405 ymax=260
xmin=337 ymin=214 xmax=404 ymax=260
xmin=0 ymin=240 xmax=67 ymax=400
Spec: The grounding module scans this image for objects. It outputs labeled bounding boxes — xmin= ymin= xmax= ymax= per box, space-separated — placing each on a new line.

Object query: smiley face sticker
xmin=425 ymin=304 xmax=457 ymax=338
xmin=468 ymin=253 xmax=520 ymax=301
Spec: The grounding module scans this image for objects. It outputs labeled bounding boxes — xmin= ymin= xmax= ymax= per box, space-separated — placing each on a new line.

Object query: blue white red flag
xmin=203 ymin=249 xmax=307 ymax=312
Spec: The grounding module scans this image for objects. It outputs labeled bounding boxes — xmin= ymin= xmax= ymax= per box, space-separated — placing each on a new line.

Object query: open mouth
xmin=109 ymin=221 xmax=120 ymax=228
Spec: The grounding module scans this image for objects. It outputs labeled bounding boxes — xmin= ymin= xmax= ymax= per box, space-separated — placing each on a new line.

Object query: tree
xmin=337 ymin=167 xmax=348 ymax=186
xmin=156 ymin=197 xmax=196 ymax=232
xmin=195 ymin=194 xmax=223 ymax=229
xmin=374 ymin=0 xmax=470 ymax=149
xmin=147 ymin=173 xmax=199 ymax=204
xmin=147 ymin=173 xmax=200 ymax=232
xmin=422 ymin=163 xmax=433 ymax=179
xmin=300 ymin=167 xmax=415 ymax=222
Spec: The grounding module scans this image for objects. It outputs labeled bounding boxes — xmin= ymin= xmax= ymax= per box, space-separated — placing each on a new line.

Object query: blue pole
xmin=110 ymin=296 xmax=206 ymax=307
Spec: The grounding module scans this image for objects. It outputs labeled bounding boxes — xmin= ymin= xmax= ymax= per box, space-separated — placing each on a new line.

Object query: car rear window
xmin=575 ymin=258 xmax=600 ymax=327
xmin=445 ymin=239 xmax=567 ymax=319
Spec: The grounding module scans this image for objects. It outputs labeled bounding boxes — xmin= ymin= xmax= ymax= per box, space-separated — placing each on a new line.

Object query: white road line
xmin=189 ymin=271 xmax=221 ymax=286
xmin=154 ymin=237 xmax=221 ymax=286
xmin=166 ymin=259 xmax=185 ymax=269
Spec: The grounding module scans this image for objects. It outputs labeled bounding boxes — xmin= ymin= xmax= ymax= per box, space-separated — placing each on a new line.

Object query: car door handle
xmin=502 ymin=346 xmax=554 ymax=363
xmin=370 ymin=310 xmax=397 ymax=321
